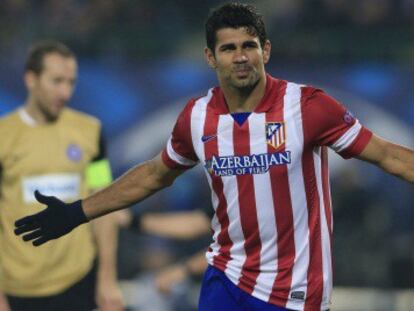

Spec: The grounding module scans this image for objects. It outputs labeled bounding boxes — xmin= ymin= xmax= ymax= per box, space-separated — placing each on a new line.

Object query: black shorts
xmin=6 ymin=263 xmax=96 ymax=311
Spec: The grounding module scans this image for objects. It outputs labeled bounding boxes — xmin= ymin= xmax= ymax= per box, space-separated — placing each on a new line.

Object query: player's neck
xmin=23 ymin=99 xmax=50 ymax=125
xmin=221 ymin=76 xmax=266 ymax=113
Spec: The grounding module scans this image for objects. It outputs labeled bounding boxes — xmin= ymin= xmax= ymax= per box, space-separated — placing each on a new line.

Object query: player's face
xmin=205 ymin=27 xmax=270 ymax=91
xmin=26 ymin=53 xmax=77 ymax=121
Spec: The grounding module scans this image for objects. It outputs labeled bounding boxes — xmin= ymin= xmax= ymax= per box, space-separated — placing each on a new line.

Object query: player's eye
xmin=52 ymin=77 xmax=63 ymax=85
xmin=219 ymin=44 xmax=236 ymax=52
xmin=243 ymin=41 xmax=258 ymax=49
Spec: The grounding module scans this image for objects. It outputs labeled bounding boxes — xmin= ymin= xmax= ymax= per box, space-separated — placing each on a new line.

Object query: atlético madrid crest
xmin=266 ymin=122 xmax=286 ymax=149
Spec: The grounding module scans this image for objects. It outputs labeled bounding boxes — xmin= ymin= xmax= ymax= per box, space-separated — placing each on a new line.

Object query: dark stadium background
xmin=1 ymin=1 xmax=413 ymax=310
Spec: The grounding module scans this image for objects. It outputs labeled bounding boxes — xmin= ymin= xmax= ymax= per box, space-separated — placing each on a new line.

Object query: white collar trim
xmin=19 ymin=108 xmax=38 ymax=126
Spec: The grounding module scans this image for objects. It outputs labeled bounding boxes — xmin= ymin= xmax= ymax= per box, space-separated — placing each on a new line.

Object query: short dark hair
xmin=205 ymin=2 xmax=267 ymax=52
xmin=25 ymin=40 xmax=75 ymax=75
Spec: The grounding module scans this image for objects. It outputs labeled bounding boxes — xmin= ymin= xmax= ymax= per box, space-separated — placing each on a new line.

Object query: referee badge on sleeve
xmin=266 ymin=122 xmax=286 ymax=150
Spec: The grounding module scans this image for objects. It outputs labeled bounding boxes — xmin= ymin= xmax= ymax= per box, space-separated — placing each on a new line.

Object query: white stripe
xmin=284 ymin=83 xmax=310 ymax=310
xmin=217 ymin=114 xmax=246 ymax=284
xmin=330 ymin=121 xmax=362 ymax=152
xmin=166 ymin=138 xmax=197 ymax=166
xmin=206 ymin=198 xmax=222 ymax=262
xmin=249 ymin=113 xmax=279 ymax=301
xmin=192 ymin=89 xmax=214 ymax=161
xmin=313 ymin=148 xmax=333 ymax=310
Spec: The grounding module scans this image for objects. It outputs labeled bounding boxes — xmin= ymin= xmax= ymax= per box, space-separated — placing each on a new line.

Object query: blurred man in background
xmin=14 ymin=3 xmax=414 ymax=311
xmin=0 ymin=41 xmax=124 ymax=311
xmin=122 ymin=208 xmax=211 ymax=294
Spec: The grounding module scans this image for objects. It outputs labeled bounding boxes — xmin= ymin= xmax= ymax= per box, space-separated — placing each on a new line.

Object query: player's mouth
xmin=234 ymin=66 xmax=252 ymax=78
xmin=51 ymin=100 xmax=66 ymax=114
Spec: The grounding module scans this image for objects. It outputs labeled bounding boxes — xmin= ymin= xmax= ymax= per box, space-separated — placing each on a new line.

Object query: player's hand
xmin=96 ymin=279 xmax=125 ymax=311
xmin=14 ymin=190 xmax=88 ymax=246
xmin=0 ymin=291 xmax=11 ymax=311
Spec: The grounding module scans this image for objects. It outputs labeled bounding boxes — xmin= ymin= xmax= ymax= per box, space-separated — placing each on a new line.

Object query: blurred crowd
xmin=2 ymin=0 xmax=414 ymax=62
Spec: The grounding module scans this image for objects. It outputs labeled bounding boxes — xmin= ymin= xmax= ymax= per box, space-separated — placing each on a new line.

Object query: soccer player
xmin=0 ymin=41 xmax=124 ymax=311
xmin=14 ymin=4 xmax=414 ymax=311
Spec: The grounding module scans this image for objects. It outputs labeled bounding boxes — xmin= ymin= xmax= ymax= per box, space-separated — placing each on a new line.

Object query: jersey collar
xmin=18 ymin=107 xmax=38 ymax=126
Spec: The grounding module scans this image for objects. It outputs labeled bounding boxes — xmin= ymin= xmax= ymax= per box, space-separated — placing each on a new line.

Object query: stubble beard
xmin=229 ymin=70 xmax=260 ymax=94
xmin=37 ymin=100 xmax=61 ymax=122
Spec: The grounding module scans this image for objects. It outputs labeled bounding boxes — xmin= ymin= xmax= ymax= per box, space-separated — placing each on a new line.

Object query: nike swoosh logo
xmin=201 ymin=134 xmax=217 ymax=143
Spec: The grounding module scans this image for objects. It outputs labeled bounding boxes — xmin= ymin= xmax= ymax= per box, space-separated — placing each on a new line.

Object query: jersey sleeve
xmin=161 ymin=99 xmax=199 ymax=170
xmin=301 ymin=87 xmax=373 ymax=159
xmin=85 ymin=130 xmax=113 ymax=189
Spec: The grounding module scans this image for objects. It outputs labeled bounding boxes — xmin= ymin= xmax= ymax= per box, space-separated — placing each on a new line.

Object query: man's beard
xmin=229 ymin=69 xmax=260 ymax=93
xmin=38 ymin=102 xmax=60 ymax=122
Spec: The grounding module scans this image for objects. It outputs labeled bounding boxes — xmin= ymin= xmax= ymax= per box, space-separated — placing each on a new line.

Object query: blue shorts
xmin=198 ymin=265 xmax=291 ymax=311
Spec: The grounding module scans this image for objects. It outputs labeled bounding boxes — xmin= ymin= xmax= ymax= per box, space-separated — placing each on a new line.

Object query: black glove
xmin=14 ymin=190 xmax=89 ymax=246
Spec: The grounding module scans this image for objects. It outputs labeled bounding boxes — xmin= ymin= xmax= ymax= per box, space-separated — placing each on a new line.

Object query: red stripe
xmin=233 ymin=120 xmax=262 ymax=294
xmin=203 ymin=106 xmax=233 ymax=271
xmin=170 ymin=99 xmax=199 ymax=162
xmin=301 ymin=99 xmax=324 ymax=311
xmin=267 ymin=96 xmax=296 ymax=306
xmin=339 ymin=127 xmax=373 ymax=159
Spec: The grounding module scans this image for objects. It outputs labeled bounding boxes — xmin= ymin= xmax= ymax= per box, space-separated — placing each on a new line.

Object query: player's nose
xmin=233 ymin=48 xmax=248 ymax=63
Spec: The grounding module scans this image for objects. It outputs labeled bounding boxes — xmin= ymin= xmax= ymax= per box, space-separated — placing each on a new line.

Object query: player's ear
xmin=24 ymin=71 xmax=37 ymax=91
xmin=262 ymin=40 xmax=271 ymax=64
xmin=204 ymin=47 xmax=217 ymax=69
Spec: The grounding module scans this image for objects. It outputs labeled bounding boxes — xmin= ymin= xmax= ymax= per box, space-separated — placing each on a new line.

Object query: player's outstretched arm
xmin=14 ymin=153 xmax=184 ymax=245
xmin=357 ymin=134 xmax=414 ymax=183
xmin=81 ymin=153 xmax=183 ymax=219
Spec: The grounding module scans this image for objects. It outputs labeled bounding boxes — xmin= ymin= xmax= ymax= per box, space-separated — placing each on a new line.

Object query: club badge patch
xmin=66 ymin=144 xmax=82 ymax=162
xmin=343 ymin=110 xmax=355 ymax=124
xmin=266 ymin=122 xmax=286 ymax=149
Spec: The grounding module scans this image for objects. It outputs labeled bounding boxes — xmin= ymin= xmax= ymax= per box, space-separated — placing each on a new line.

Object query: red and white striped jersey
xmin=162 ymin=75 xmax=372 ymax=311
